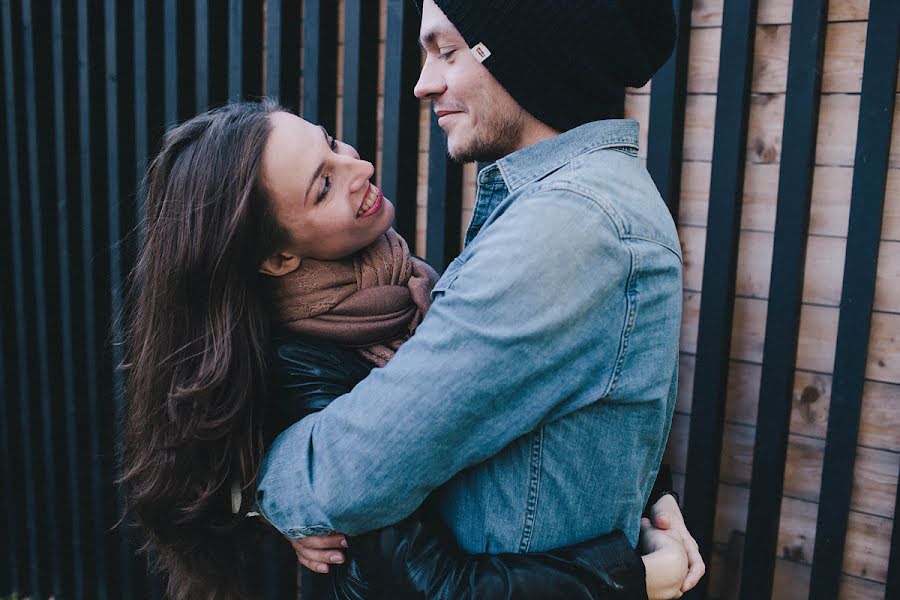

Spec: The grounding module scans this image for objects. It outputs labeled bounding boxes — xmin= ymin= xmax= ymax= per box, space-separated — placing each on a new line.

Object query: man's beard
xmin=447 ymin=107 xmax=524 ymax=164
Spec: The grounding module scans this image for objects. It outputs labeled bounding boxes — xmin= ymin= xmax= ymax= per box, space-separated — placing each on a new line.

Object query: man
xmin=258 ymin=0 xmax=702 ymax=593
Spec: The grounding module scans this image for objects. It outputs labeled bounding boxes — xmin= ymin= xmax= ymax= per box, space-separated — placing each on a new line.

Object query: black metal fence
xmin=1 ymin=1 xmax=898 ymax=599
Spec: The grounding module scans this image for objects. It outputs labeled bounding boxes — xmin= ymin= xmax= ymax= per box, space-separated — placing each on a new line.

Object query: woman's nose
xmin=347 ymin=157 xmax=375 ymax=193
xmin=338 ymin=139 xmax=361 ymax=160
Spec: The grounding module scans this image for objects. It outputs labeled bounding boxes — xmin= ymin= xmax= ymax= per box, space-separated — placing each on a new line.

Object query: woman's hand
xmin=648 ymin=493 xmax=705 ymax=592
xmin=288 ymin=532 xmax=348 ymax=573
xmin=640 ymin=517 xmax=689 ymax=599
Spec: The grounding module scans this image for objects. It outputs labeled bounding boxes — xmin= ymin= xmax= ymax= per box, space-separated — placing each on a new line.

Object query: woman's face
xmin=260 ymin=112 xmax=395 ymax=271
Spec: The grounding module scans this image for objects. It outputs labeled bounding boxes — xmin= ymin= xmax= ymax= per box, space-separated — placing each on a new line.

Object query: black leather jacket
xmin=266 ymin=335 xmax=653 ymax=600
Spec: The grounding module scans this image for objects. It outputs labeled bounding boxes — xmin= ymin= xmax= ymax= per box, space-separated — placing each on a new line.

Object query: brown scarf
xmin=270 ymin=228 xmax=439 ymax=367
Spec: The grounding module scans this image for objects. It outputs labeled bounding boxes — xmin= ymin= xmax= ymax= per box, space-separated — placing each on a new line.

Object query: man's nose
xmin=414 ymin=57 xmax=446 ymax=99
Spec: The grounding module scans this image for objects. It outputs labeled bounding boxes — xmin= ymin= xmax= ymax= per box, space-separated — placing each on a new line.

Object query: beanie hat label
xmin=471 ymin=42 xmax=492 ymax=63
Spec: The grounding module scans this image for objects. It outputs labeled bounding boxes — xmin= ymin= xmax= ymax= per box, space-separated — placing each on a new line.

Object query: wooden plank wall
xmin=622 ymin=1 xmax=898 ymax=598
xmin=323 ymin=0 xmax=897 ymax=599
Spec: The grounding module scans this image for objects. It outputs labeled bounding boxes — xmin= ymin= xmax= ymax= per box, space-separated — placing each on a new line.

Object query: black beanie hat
xmin=414 ymin=1 xmax=677 ymax=133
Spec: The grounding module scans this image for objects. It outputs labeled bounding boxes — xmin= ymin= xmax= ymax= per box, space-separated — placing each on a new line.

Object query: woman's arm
xmin=348 ymin=512 xmax=649 ymax=599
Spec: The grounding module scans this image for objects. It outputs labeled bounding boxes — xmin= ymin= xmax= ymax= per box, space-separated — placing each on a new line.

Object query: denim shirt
xmin=256 ymin=119 xmax=683 ymax=552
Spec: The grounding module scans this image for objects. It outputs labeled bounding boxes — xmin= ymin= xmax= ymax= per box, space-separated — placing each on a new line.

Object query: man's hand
xmin=640 ymin=517 xmax=689 ymax=599
xmin=288 ymin=533 xmax=348 ymax=574
xmin=649 ymin=493 xmax=704 ymax=592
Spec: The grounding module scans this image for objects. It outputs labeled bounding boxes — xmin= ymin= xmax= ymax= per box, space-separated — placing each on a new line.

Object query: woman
xmin=120 ymin=100 xmax=691 ymax=600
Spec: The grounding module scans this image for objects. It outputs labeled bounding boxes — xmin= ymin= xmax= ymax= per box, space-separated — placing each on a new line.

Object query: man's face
xmin=414 ymin=0 xmax=527 ymax=163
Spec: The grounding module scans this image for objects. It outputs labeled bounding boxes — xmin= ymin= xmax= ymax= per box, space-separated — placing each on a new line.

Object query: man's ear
xmin=258 ymin=252 xmax=301 ymax=277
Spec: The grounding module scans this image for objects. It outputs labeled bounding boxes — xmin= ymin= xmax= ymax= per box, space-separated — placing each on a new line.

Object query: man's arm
xmin=256 ymin=188 xmax=634 ymax=537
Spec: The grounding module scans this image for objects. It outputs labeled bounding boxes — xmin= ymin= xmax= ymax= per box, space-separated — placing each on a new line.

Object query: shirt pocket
xmin=430 ymin=255 xmax=466 ymax=300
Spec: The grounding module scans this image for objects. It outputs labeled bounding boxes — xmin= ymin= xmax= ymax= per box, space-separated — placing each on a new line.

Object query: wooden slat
xmin=302 ymin=0 xmax=337 ymax=133
xmin=686 ymin=22 xmax=898 ymax=94
xmin=668 ymin=414 xmax=899 ymax=519
xmin=887 ymin=462 xmax=900 ymax=599
xmin=741 ymin=2 xmax=829 ymax=595
xmin=677 ymin=162 xmax=900 ymax=241
xmin=682 ymin=4 xmax=759 ymax=596
xmin=704 ymin=537 xmax=887 ymax=599
xmin=810 ymin=2 xmax=900 ymax=596
xmin=647 ymin=0 xmax=692 ymax=218
xmin=710 ymin=483 xmax=892 ymax=583
xmin=691 ymin=0 xmax=870 ymax=26
xmin=681 ymin=291 xmax=900 ymax=383
xmin=679 ymin=91 xmax=900 ymax=168
xmin=381 ymin=0 xmax=421 ymax=242
xmin=675 ymin=355 xmax=900 ymax=453
xmin=682 ymin=224 xmax=900 ymax=314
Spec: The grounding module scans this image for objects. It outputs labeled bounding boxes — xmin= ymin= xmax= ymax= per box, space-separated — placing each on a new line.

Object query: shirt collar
xmin=482 ymin=119 xmax=640 ymax=192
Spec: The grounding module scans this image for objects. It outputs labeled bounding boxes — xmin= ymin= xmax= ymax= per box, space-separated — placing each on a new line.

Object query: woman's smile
xmin=357 ymin=184 xmax=384 ymax=219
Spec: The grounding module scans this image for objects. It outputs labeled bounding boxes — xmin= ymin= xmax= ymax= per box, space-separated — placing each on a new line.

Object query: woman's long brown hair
xmin=120 ymin=100 xmax=289 ymax=599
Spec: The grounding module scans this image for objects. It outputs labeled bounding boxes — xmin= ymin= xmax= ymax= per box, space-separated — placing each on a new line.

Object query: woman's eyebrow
xmin=305 ymin=127 xmax=330 ymax=202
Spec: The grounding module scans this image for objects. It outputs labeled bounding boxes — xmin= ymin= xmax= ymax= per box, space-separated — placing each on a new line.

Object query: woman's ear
xmin=258 ymin=252 xmax=301 ymax=277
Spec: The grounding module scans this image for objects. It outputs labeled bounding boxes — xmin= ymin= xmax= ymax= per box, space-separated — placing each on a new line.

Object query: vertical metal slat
xmin=0 ymin=315 xmax=14 ymax=596
xmin=21 ymin=0 xmax=58 ymax=592
xmin=808 ymin=2 xmax=900 ymax=598
xmin=265 ymin=0 xmax=282 ymax=101
xmin=228 ymin=0 xmax=243 ymax=102
xmin=163 ymin=0 xmax=177 ymax=126
xmin=76 ymin=0 xmax=109 ymax=595
xmin=682 ymin=2 xmax=759 ymax=598
xmin=301 ymin=0 xmax=337 ymax=134
xmin=133 ymin=0 xmax=148 ymax=241
xmin=104 ymin=0 xmax=137 ymax=595
xmin=646 ymin=0 xmax=692 ymax=220
xmin=52 ymin=0 xmax=86 ymax=596
xmin=381 ymin=0 xmax=421 ymax=243
xmin=195 ymin=0 xmax=209 ymax=112
xmin=739 ymin=2 xmax=829 ymax=598
xmin=3 ymin=0 xmax=41 ymax=595
xmin=264 ymin=0 xmax=301 ymax=110
xmin=425 ymin=112 xmax=462 ymax=271
xmin=342 ymin=0 xmax=379 ymax=170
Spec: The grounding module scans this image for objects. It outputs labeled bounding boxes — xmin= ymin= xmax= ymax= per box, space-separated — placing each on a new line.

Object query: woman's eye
xmin=330 ymin=136 xmax=337 ymax=151
xmin=317 ymin=174 xmax=331 ymax=203
xmin=439 ymin=49 xmax=456 ymax=60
